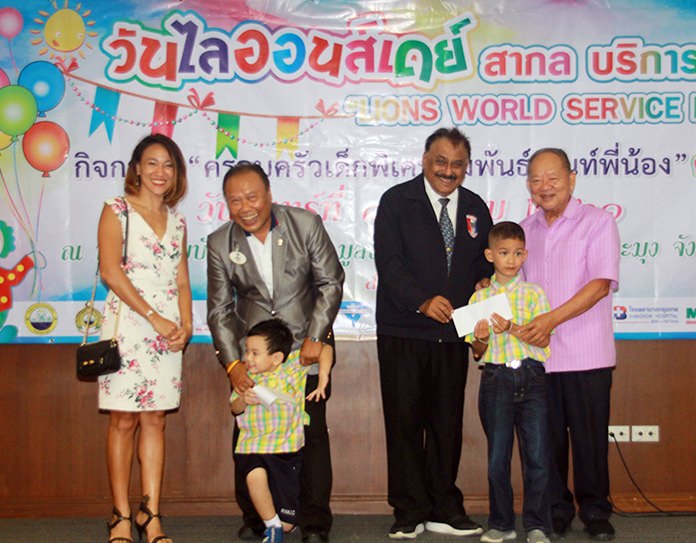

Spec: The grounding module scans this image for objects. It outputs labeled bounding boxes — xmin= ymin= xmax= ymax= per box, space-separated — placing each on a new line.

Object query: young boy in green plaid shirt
xmin=465 ymin=222 xmax=552 ymax=543
xmin=230 ymin=319 xmax=331 ymax=543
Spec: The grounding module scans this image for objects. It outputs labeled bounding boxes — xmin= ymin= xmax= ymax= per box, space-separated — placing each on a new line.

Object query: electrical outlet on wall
xmin=608 ymin=425 xmax=630 ymax=442
xmin=632 ymin=425 xmax=659 ymax=442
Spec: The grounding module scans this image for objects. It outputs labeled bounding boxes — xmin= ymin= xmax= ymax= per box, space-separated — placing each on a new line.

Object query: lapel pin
xmin=277 ymin=238 xmax=284 ymax=246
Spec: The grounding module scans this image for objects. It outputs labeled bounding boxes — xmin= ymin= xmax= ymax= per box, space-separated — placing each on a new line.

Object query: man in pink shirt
xmin=519 ymin=148 xmax=620 ymax=542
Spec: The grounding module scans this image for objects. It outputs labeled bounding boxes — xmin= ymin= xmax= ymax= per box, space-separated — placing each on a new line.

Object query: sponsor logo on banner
xmin=686 ymin=307 xmax=696 ymax=324
xmin=339 ymin=301 xmax=371 ymax=325
xmin=75 ymin=304 xmax=104 ymax=334
xmin=613 ymin=305 xmax=627 ymax=320
xmin=25 ymin=303 xmax=58 ymax=335
xmin=619 ymin=305 xmax=680 ymax=325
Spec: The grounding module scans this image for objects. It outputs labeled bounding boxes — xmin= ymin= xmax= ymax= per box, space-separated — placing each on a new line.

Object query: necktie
xmin=439 ymin=198 xmax=455 ymax=272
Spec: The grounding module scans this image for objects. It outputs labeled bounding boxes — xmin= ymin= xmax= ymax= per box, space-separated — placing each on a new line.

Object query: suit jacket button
xmin=271 ymin=310 xmax=277 ymax=316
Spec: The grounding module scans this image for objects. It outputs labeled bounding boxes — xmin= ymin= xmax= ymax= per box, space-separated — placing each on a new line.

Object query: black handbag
xmin=76 ymin=199 xmax=129 ymax=379
xmin=76 ymin=337 xmax=121 ymax=378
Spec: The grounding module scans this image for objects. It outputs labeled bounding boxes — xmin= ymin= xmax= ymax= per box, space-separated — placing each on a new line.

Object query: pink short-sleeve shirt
xmin=521 ymin=197 xmax=620 ymax=373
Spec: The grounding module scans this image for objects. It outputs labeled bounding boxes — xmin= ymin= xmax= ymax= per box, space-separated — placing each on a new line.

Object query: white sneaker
xmin=481 ymin=528 xmax=517 ymax=542
xmin=388 ymin=523 xmax=425 ymax=540
xmin=425 ymin=516 xmax=483 ymax=536
xmin=527 ymin=529 xmax=551 ymax=543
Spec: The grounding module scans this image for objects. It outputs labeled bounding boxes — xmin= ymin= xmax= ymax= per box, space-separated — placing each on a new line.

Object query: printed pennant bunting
xmin=216 ymin=113 xmax=240 ymax=158
xmin=88 ymin=87 xmax=121 ymax=142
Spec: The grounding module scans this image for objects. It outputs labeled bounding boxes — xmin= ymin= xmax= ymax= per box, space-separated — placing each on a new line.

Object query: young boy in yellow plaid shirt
xmin=466 ymin=222 xmax=552 ymax=543
xmin=230 ymin=319 xmax=332 ymax=543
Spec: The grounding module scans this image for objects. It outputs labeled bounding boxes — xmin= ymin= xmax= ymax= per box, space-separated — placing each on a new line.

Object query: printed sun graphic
xmin=31 ymin=1 xmax=97 ymax=65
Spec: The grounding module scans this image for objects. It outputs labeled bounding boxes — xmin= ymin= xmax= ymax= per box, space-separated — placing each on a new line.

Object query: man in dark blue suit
xmin=374 ymin=128 xmax=493 ymax=540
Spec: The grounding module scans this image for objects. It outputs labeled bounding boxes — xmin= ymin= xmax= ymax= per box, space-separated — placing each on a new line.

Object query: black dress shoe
xmin=584 ymin=519 xmax=615 ymax=541
xmin=552 ymin=517 xmax=571 ymax=536
xmin=238 ymin=522 xmax=265 ymax=540
xmin=302 ymin=529 xmax=329 ymax=543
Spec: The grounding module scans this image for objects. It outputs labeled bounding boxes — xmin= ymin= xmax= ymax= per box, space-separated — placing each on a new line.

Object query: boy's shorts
xmin=235 ymin=450 xmax=303 ymax=525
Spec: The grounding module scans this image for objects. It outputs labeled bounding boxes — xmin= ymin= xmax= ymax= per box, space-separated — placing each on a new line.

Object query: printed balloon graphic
xmin=0 ymin=7 xmax=23 ymax=41
xmin=0 ymin=68 xmax=9 ymax=89
xmin=0 ymin=130 xmax=12 ymax=152
xmin=0 ymin=85 xmax=38 ymax=138
xmin=22 ymin=121 xmax=69 ymax=177
xmin=18 ymin=61 xmax=65 ymax=116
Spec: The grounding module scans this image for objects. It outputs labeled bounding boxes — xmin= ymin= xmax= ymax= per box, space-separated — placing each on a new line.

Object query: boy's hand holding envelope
xmin=452 ymin=292 xmax=513 ymax=337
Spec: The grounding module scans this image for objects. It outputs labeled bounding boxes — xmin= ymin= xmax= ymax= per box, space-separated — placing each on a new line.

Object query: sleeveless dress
xmin=98 ymin=197 xmax=186 ymax=411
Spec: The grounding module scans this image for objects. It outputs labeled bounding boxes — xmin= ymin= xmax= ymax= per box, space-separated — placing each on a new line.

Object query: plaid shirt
xmin=466 ymin=274 xmax=551 ymax=365
xmin=233 ymin=350 xmax=309 ymax=454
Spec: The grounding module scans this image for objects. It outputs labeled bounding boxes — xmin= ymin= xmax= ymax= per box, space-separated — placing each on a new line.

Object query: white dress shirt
xmin=247 ymin=231 xmax=274 ymax=298
xmin=423 ymin=177 xmax=458 ymax=235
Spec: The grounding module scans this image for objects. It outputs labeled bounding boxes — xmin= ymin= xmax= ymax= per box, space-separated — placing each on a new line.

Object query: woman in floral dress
xmin=97 ymin=134 xmax=192 ymax=543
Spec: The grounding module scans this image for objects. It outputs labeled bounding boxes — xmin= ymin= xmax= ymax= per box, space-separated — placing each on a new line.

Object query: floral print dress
xmin=98 ymin=197 xmax=185 ymax=411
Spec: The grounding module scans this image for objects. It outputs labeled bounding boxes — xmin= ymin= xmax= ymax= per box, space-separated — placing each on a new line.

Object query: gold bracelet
xmin=475 ymin=336 xmax=489 ymax=344
xmin=506 ymin=320 xmax=514 ymax=332
xmin=225 ymin=360 xmax=241 ymax=375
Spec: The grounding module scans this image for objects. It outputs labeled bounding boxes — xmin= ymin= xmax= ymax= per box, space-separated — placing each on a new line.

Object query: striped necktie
xmin=439 ymin=197 xmax=455 ymax=272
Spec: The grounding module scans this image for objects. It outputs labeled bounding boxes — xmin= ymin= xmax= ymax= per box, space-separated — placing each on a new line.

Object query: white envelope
xmin=452 ymin=292 xmax=513 ymax=337
xmin=230 ymin=384 xmax=296 ymax=408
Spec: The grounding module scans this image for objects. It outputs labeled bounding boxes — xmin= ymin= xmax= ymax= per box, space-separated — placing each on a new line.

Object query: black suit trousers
xmin=546 ymin=368 xmax=613 ymax=525
xmin=378 ymin=334 xmax=471 ymax=525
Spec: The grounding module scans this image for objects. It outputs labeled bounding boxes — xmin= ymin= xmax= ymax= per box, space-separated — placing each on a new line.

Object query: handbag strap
xmin=81 ymin=198 xmax=129 ymax=344
xmin=121 ymin=197 xmax=129 ymax=266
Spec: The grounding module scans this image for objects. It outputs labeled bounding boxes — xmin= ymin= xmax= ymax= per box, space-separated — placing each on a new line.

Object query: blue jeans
xmin=478 ymin=359 xmax=552 ymax=533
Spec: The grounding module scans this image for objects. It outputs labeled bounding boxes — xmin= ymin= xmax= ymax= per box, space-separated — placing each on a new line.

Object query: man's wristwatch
xmin=307 ymin=336 xmax=321 ymax=343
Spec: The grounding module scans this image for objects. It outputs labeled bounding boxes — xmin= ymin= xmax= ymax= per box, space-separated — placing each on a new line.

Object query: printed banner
xmin=0 ymin=1 xmax=695 ymax=344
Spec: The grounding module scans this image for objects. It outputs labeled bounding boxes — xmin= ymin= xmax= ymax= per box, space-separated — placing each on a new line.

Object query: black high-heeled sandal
xmin=107 ymin=507 xmax=133 ymax=543
xmin=134 ymin=501 xmax=172 ymax=543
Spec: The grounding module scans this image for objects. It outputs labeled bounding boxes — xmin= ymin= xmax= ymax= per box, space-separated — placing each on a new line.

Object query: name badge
xmin=229 ymin=251 xmax=247 ymax=265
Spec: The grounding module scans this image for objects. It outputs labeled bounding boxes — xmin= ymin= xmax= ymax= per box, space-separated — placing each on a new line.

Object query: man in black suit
xmin=374 ymin=128 xmax=493 ymax=540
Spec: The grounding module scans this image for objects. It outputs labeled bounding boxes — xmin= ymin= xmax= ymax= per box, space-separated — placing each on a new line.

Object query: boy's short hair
xmin=489 ymin=221 xmax=526 ymax=245
xmin=247 ymin=319 xmax=294 ymax=362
